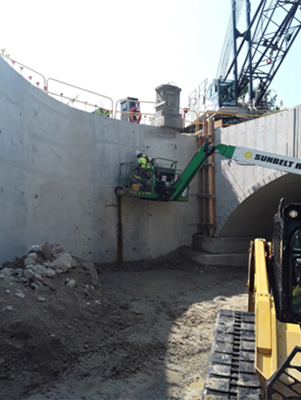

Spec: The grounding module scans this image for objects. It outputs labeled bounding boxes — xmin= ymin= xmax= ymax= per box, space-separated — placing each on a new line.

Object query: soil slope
xmin=0 ymin=246 xmax=248 ymax=400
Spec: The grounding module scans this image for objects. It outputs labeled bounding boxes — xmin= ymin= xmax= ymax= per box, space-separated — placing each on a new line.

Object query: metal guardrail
xmin=114 ymin=99 xmax=157 ymax=125
xmin=1 ymin=49 xmax=47 ymax=90
xmin=198 ymin=109 xmax=265 ymax=119
xmin=194 ymin=109 xmax=280 ymax=129
xmin=0 ymin=50 xmax=113 ymax=115
xmin=47 ymin=78 xmax=113 ymax=116
xmin=1 ymin=49 xmax=282 ymax=128
xmin=181 ymin=108 xmax=198 ymax=130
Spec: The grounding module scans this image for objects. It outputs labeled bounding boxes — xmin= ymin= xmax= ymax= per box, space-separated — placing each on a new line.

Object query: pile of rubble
xmin=0 ymin=242 xmax=98 ymax=293
xmin=0 ymin=242 xmax=104 ymax=400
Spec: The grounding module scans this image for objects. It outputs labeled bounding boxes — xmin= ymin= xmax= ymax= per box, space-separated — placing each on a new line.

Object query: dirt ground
xmin=0 ymin=246 xmax=249 ymax=400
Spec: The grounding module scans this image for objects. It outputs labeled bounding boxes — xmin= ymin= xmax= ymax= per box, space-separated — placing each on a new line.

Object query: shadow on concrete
xmin=220 ymin=173 xmax=301 ymax=239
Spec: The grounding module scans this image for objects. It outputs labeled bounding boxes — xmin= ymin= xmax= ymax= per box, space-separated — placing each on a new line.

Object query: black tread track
xmin=203 ymin=310 xmax=261 ymax=400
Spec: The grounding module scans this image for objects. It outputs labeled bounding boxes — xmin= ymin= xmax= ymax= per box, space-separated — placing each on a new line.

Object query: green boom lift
xmin=115 ymin=142 xmax=301 ymax=202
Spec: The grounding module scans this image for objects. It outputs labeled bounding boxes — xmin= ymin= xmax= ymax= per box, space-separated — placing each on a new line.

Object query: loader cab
xmin=271 ymin=202 xmax=301 ymax=324
xmin=290 ymin=228 xmax=301 ymax=316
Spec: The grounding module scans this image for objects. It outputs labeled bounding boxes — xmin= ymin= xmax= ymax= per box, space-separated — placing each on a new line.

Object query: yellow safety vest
xmin=138 ymin=156 xmax=151 ymax=169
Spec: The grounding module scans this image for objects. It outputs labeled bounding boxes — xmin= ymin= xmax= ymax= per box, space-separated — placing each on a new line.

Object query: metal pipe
xmin=232 ymin=0 xmax=238 ymax=86
xmin=246 ymin=0 xmax=254 ymax=101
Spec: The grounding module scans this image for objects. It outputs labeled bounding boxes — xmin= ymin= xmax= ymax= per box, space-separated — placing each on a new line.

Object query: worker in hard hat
xmin=130 ymin=103 xmax=141 ymax=124
xmin=94 ymin=108 xmax=110 ymax=117
xmin=134 ymin=151 xmax=153 ymax=187
xmin=135 ymin=151 xmax=152 ymax=171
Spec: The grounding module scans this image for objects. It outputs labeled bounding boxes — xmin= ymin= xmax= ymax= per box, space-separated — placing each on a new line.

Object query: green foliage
xmin=263 ymin=89 xmax=281 ymax=111
xmin=148 ymin=116 xmax=156 ymax=126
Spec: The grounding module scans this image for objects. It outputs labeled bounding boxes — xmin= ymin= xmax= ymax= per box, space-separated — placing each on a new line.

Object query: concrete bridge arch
xmin=214 ymin=105 xmax=301 ymax=237
xmin=192 ymin=107 xmax=301 ymax=265
xmin=217 ymin=172 xmax=301 ymax=239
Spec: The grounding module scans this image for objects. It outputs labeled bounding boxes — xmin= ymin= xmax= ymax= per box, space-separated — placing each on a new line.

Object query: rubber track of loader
xmin=203 ymin=310 xmax=261 ymax=400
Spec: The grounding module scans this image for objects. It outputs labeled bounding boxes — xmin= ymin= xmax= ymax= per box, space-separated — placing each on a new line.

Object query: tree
xmin=263 ymin=89 xmax=280 ymax=111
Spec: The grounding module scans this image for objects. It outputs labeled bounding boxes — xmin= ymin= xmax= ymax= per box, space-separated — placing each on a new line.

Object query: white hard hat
xmin=135 ymin=150 xmax=142 ymax=157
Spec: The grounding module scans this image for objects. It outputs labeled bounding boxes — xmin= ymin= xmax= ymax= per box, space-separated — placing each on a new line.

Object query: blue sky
xmin=2 ymin=0 xmax=301 ymax=113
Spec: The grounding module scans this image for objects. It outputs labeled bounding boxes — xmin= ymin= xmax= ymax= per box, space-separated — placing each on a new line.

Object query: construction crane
xmin=189 ymin=0 xmax=301 ymax=121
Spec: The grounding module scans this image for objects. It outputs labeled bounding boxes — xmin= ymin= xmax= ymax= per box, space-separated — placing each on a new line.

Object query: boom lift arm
xmin=171 ymin=141 xmax=301 ymax=200
xmin=116 ymin=142 xmax=301 ymax=202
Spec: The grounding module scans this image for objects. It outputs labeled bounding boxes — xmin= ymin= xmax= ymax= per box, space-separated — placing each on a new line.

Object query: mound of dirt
xmin=1 ymin=243 xmax=105 ymax=399
xmin=0 ymin=246 xmax=249 ymax=400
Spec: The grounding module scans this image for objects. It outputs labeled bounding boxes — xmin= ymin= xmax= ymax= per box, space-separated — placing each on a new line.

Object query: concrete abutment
xmin=2 ymin=54 xmax=301 ymax=267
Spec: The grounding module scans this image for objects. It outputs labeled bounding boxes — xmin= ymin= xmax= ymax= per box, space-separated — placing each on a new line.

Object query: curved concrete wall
xmin=215 ymin=106 xmax=301 ymax=239
xmin=0 ymin=57 xmax=198 ymax=265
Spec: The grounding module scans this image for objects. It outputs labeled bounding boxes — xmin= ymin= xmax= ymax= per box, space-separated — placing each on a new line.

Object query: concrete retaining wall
xmin=0 ymin=57 xmax=198 ymax=265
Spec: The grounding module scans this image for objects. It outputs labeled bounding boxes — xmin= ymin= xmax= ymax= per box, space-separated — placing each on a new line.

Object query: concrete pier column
xmin=155 ymin=84 xmax=183 ymax=130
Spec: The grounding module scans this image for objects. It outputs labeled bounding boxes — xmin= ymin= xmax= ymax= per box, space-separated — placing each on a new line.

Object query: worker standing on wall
xmin=94 ymin=108 xmax=110 ymax=117
xmin=130 ymin=102 xmax=142 ymax=124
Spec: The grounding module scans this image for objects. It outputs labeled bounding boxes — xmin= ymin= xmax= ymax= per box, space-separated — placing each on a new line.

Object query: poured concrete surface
xmin=0 ymin=56 xmax=198 ymax=265
xmin=2 ymin=52 xmax=301 ymax=266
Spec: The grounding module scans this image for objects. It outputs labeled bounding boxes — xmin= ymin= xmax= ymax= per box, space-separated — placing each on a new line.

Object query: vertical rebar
xmin=117 ymin=195 xmax=123 ymax=265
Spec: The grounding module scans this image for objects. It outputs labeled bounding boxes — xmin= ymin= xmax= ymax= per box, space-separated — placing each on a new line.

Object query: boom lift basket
xmin=115 ymin=158 xmax=189 ymax=202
